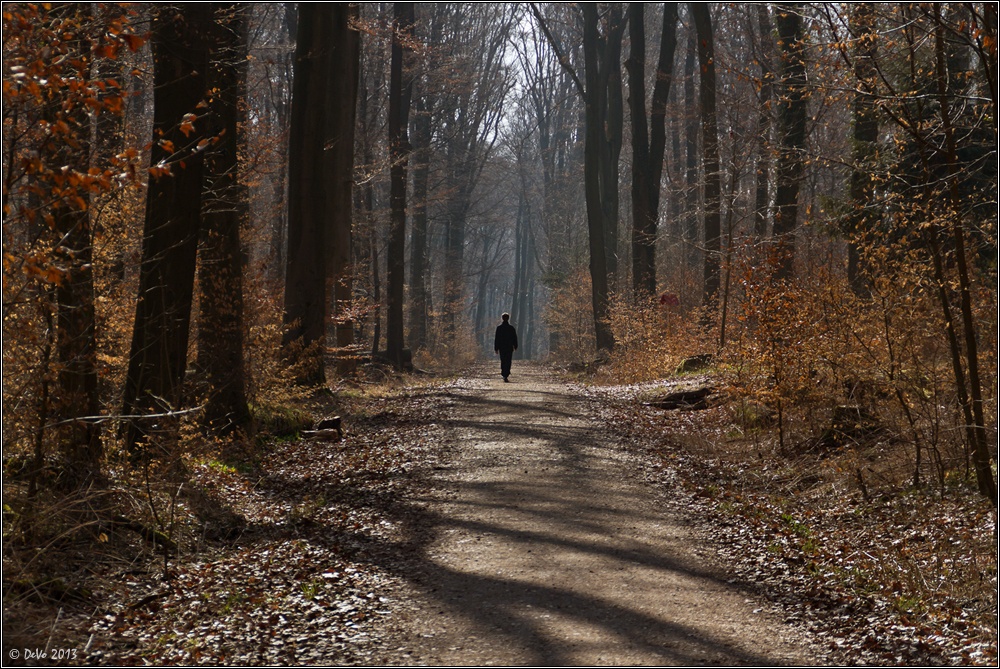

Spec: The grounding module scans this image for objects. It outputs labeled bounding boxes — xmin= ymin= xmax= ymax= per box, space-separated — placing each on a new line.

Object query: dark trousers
xmin=499 ymin=350 xmax=513 ymax=378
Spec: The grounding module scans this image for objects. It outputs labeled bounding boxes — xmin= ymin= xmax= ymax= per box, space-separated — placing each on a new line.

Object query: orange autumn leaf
xmin=45 ymin=267 xmax=66 ymax=285
xmin=123 ymin=33 xmax=144 ymax=52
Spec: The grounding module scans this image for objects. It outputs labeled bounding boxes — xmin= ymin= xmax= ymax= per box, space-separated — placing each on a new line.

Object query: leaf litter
xmin=79 ymin=382 xmax=454 ymax=666
xmin=583 ymin=378 xmax=998 ymax=667
xmin=15 ymin=372 xmax=995 ymax=666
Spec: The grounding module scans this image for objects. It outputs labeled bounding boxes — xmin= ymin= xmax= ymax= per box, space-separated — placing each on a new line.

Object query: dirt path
xmin=372 ymin=362 xmax=824 ymax=666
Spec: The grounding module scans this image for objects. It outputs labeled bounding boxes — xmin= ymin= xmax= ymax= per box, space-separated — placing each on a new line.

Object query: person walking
xmin=493 ymin=313 xmax=518 ymax=382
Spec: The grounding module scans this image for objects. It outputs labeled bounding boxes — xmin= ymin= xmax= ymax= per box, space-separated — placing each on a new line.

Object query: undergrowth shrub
xmin=721 ymin=254 xmax=994 ymax=493
xmin=545 ymin=267 xmax=596 ymax=363
xmin=404 ymin=295 xmax=489 ymax=373
xmin=243 ymin=275 xmax=315 ymax=423
xmin=601 ymin=293 xmax=710 ymax=383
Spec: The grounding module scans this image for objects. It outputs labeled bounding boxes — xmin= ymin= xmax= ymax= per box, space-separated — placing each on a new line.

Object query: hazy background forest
xmin=2 ymin=1 xmax=997 ymax=662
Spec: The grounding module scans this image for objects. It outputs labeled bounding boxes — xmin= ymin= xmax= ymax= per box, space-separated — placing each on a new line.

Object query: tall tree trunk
xmin=50 ymin=3 xmax=100 ymax=476
xmin=582 ymin=6 xmax=614 ymax=352
xmin=371 ymin=231 xmax=382 ymax=357
xmin=522 ymin=230 xmax=535 ymax=359
xmin=648 ymin=2 xmax=679 ymax=250
xmin=603 ymin=4 xmax=625 ymax=292
xmin=262 ymin=4 xmax=295 ymax=284
xmin=907 ymin=19 xmax=982 ymax=504
xmin=628 ymin=3 xmax=653 ymax=297
xmin=753 ymin=4 xmax=773 ymax=239
xmin=474 ymin=234 xmax=490 ymax=351
xmin=511 ymin=191 xmax=525 ymax=357
xmin=581 ymin=4 xmax=622 ymax=352
xmin=691 ymin=3 xmax=721 ymax=308
xmin=628 ymin=3 xmax=678 ymax=297
xmin=474 ymin=229 xmax=506 ymax=353
xmin=408 ymin=7 xmax=441 ymax=354
xmin=717 ymin=137 xmax=742 ymax=349
xmin=387 ymin=2 xmax=414 ymax=368
xmin=524 ymin=276 xmax=535 ymax=358
xmin=667 ymin=83 xmax=682 ymax=267
xmin=442 ymin=178 xmax=471 ymax=344
xmin=932 ymin=6 xmax=996 ymax=505
xmin=682 ymin=30 xmax=699 ymax=274
xmin=846 ymin=2 xmax=877 ymax=296
xmin=197 ymin=4 xmax=249 ymax=434
xmin=511 ymin=181 xmax=535 ymax=360
xmin=122 ymin=4 xmax=214 ymax=450
xmin=329 ymin=4 xmax=361 ymax=375
xmin=532 ymin=3 xmax=619 ymax=351
xmin=283 ymin=4 xmax=333 ymax=384
xmin=408 ymin=90 xmax=432 ymax=353
xmin=772 ymin=2 xmax=807 ymax=282
xmin=356 ymin=65 xmax=380 ymax=357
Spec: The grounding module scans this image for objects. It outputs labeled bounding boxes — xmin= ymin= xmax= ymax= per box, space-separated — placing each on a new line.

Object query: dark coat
xmin=494 ymin=321 xmax=518 ymax=353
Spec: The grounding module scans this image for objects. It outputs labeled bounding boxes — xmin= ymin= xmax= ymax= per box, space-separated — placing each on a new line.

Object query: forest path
xmin=371 ymin=362 xmax=820 ymax=666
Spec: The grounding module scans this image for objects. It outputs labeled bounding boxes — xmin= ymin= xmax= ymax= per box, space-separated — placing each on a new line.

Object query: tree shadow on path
xmin=358 ymin=363 xmax=811 ymax=666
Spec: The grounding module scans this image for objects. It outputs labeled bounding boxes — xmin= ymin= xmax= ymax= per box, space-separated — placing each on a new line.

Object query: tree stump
xmin=675 ymin=353 xmax=713 ymax=374
xmin=817 ymin=405 xmax=880 ymax=449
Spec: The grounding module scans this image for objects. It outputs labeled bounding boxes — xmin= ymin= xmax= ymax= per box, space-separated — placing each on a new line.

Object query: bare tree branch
xmin=529 ymin=3 xmax=585 ymax=98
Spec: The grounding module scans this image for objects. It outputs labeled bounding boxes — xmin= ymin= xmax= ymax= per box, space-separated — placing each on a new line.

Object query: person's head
xmin=501 ymin=313 xmax=510 ymax=322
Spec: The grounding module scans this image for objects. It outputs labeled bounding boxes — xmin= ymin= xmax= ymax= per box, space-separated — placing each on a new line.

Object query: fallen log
xmin=647 ymin=386 xmax=715 ymax=411
xmin=373 ymin=349 xmax=414 ymax=371
xmin=303 ymin=416 xmax=343 ymax=441
xmin=8 ymin=578 xmax=92 ymax=604
xmin=112 ymin=515 xmax=178 ymax=552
